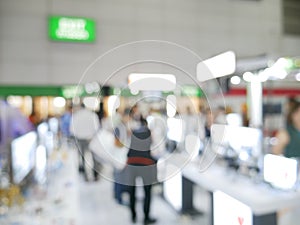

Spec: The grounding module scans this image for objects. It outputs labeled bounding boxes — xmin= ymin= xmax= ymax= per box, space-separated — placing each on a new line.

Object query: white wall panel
xmin=0 ymin=0 xmax=299 ymax=85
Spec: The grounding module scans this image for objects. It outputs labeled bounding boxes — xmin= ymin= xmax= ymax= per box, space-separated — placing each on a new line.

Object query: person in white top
xmin=71 ymin=103 xmax=100 ymax=180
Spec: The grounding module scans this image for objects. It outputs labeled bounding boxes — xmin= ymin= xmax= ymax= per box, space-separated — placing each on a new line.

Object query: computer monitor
xmin=263 ymin=154 xmax=298 ymax=190
xmin=213 ymin=190 xmax=253 ymax=225
xmin=10 ymin=131 xmax=37 ymax=185
xmin=211 ymin=124 xmax=263 ymax=160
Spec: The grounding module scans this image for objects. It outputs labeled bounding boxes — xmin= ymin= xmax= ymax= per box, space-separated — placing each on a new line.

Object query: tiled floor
xmin=76 ymin=177 xmax=209 ymax=225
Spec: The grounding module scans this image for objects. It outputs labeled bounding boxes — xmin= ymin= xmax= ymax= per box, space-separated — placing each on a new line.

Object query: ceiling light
xmin=230 ymin=76 xmax=241 ymax=85
xmin=128 ymin=73 xmax=176 ymax=92
xmin=243 ymin=72 xmax=254 ymax=82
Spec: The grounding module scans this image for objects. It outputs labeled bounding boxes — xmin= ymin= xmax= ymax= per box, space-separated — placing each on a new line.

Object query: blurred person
xmin=126 ymin=117 xmax=157 ymax=224
xmin=113 ymin=108 xmax=131 ymax=148
xmin=272 ymin=101 xmax=300 ymax=158
xmin=214 ymin=106 xmax=227 ymax=124
xmin=60 ymin=104 xmax=72 ymax=139
xmin=182 ymin=106 xmax=199 ymax=135
xmin=112 ymin=109 xmax=131 ymax=204
xmin=0 ymin=99 xmax=34 ymax=155
xmin=112 ymin=127 xmax=130 ymax=205
xmin=71 ymin=103 xmax=100 ymax=180
xmin=29 ymin=111 xmax=39 ymax=127
xmin=128 ymin=104 xmax=141 ymax=130
xmin=198 ymin=105 xmax=206 ymax=140
xmin=204 ymin=108 xmax=214 ymax=139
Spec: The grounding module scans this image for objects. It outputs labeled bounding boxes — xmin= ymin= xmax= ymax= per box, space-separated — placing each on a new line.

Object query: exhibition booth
xmin=0 ymin=52 xmax=300 ymax=225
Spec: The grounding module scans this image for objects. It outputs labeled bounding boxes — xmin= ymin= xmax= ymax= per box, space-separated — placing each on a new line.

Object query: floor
xmin=0 ymin=146 xmax=210 ymax=225
xmin=1 ymin=144 xmax=299 ymax=225
xmin=76 ymin=177 xmax=209 ymax=225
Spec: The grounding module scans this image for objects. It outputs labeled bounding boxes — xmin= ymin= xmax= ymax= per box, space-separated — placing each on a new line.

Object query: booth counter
xmin=162 ymin=152 xmax=300 ymax=225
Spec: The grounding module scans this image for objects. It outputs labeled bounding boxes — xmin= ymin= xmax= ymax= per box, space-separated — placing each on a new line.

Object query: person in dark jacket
xmin=126 ymin=117 xmax=157 ymax=224
xmin=272 ymin=101 xmax=300 ymax=158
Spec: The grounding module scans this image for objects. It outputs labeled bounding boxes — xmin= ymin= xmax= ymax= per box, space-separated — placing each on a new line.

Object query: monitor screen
xmin=213 ymin=190 xmax=253 ymax=225
xmin=263 ymin=154 xmax=298 ymax=190
xmin=11 ymin=131 xmax=37 ymax=184
xmin=211 ymin=124 xmax=263 ymax=159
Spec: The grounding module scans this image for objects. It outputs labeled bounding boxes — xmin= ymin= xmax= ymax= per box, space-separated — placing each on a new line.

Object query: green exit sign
xmin=48 ymin=16 xmax=96 ymax=42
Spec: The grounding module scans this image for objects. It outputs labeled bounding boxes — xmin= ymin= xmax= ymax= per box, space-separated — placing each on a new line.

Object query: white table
xmin=162 ymin=153 xmax=300 ymax=225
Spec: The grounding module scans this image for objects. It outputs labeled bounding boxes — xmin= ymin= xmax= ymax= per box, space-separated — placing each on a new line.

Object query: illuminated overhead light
xmin=259 ymin=73 xmax=269 ymax=82
xmin=295 ymin=73 xmax=300 ymax=81
xmin=257 ymin=69 xmax=270 ymax=82
xmin=197 ymin=51 xmax=236 ymax=82
xmin=243 ymin=72 xmax=254 ymax=82
xmin=85 ymin=82 xmax=100 ymax=94
xmin=276 ymin=70 xmax=288 ymax=79
xmin=53 ymin=97 xmax=66 ymax=108
xmin=128 ymin=73 xmax=176 ymax=92
xmin=83 ymin=97 xmax=99 ymax=110
xmin=230 ymin=76 xmax=241 ymax=85
xmin=7 ymin=96 xmax=23 ymax=107
xmin=273 ymin=58 xmax=289 ymax=69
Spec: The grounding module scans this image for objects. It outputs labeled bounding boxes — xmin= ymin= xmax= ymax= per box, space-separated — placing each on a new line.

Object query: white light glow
xmin=226 ymin=113 xmax=242 ymax=126
xmin=197 ymin=51 xmax=236 ymax=82
xmin=258 ymin=70 xmax=269 ymax=82
xmin=85 ymin=82 xmax=100 ymax=94
xmin=53 ymin=97 xmax=66 ymax=108
xmin=83 ymin=97 xmax=99 ymax=110
xmin=230 ymin=76 xmax=241 ymax=85
xmin=243 ymin=72 xmax=254 ymax=82
xmin=166 ymin=95 xmax=177 ymax=118
xmin=167 ymin=118 xmax=184 ymax=142
xmin=7 ymin=96 xmax=23 ymax=107
xmin=295 ymin=73 xmax=300 ymax=81
xmin=128 ymin=73 xmax=176 ymax=92
xmin=107 ymin=95 xmax=120 ymax=116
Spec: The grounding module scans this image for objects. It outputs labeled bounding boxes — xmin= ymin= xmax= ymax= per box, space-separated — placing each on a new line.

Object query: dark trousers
xmin=77 ymin=139 xmax=89 ymax=171
xmin=129 ymin=184 xmax=152 ymax=220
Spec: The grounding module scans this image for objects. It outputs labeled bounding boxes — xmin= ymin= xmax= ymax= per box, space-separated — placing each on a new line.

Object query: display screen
xmin=11 ymin=131 xmax=37 ymax=184
xmin=48 ymin=16 xmax=96 ymax=42
xmin=263 ymin=154 xmax=298 ymax=190
xmin=213 ymin=190 xmax=253 ymax=225
xmin=211 ymin=124 xmax=262 ymax=158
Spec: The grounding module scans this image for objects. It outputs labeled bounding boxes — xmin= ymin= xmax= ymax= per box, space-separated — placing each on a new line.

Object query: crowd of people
xmin=4 ymin=95 xmax=300 ymax=225
xmin=68 ymin=101 xmax=235 ymax=224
